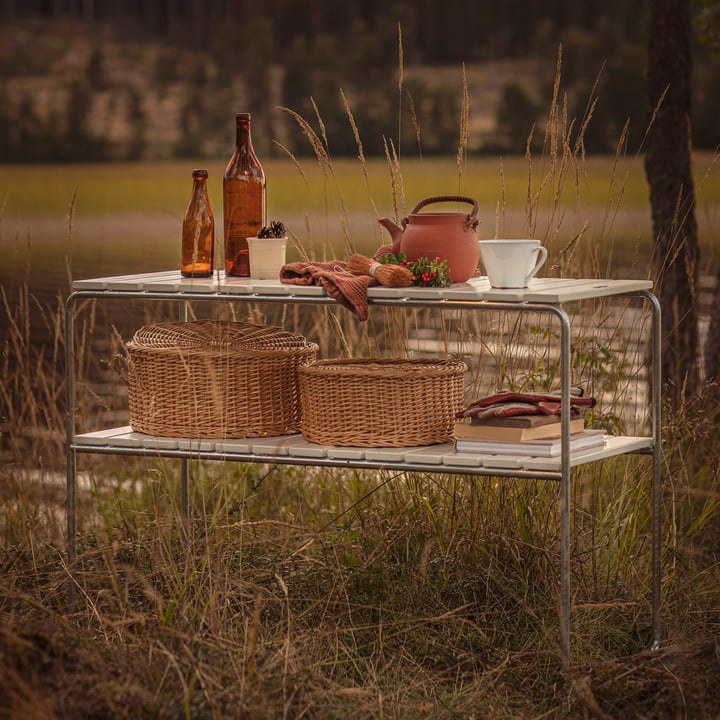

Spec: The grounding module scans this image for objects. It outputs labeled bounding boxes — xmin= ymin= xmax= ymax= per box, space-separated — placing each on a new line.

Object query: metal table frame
xmin=65 ymin=273 xmax=662 ymax=669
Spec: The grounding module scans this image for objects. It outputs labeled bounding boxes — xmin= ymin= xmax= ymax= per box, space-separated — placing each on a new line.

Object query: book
xmin=471 ymin=413 xmax=569 ymax=428
xmin=455 ymin=417 xmax=584 ymax=442
xmin=454 ymin=429 xmax=606 ymax=457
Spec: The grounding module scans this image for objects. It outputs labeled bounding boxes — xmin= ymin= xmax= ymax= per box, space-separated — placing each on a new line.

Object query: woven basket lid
xmin=128 ymin=320 xmax=316 ymax=354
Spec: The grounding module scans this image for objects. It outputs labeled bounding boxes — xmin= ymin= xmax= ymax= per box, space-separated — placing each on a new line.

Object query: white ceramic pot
xmin=247 ymin=236 xmax=288 ymax=280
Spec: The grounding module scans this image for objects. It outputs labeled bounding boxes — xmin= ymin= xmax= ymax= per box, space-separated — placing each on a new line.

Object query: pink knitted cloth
xmin=280 ymin=261 xmax=377 ymax=321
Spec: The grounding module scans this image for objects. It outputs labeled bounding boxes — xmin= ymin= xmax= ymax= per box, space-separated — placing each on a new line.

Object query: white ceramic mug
xmin=247 ymin=236 xmax=288 ymax=280
xmin=478 ymin=239 xmax=548 ymax=289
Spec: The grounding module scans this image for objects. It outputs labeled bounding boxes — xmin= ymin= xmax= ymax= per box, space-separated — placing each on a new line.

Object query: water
xmin=4 ymin=214 xmax=175 ymax=293
xmin=1 ymin=212 xmax=381 ymax=296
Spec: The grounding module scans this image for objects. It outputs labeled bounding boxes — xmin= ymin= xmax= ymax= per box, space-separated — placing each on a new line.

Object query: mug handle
xmin=525 ymin=246 xmax=548 ymax=285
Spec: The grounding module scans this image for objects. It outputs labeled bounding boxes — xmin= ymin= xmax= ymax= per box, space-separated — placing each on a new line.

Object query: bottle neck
xmin=191 ymin=169 xmax=209 ymax=193
xmin=235 ymin=119 xmax=253 ymax=151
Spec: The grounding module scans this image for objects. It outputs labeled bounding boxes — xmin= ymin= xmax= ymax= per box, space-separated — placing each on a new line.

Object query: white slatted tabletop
xmin=72 ymin=271 xmax=652 ymax=304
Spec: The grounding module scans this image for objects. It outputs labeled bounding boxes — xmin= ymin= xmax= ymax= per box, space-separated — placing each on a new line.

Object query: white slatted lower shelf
xmin=73 ymin=427 xmax=653 ymax=474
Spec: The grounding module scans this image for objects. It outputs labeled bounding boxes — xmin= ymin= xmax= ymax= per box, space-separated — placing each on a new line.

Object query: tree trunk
xmin=705 ymin=270 xmax=720 ymax=405
xmin=645 ymin=0 xmax=700 ymax=408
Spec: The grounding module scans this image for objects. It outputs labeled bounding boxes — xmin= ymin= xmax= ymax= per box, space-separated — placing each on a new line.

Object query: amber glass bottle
xmin=181 ymin=169 xmax=214 ymax=277
xmin=223 ymin=113 xmax=266 ymax=276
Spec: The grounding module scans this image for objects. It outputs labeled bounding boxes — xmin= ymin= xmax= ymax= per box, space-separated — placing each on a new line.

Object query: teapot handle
xmin=403 ymin=195 xmax=479 ymax=230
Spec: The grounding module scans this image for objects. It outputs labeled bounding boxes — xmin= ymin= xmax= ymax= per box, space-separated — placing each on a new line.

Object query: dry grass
xmin=2 ymin=66 xmax=720 ymax=719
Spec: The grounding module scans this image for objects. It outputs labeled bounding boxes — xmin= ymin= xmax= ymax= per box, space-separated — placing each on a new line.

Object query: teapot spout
xmin=378 ymin=217 xmax=403 ymax=254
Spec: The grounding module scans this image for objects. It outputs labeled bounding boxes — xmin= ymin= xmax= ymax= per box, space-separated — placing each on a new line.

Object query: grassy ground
xmin=2 ymin=136 xmax=720 ymax=717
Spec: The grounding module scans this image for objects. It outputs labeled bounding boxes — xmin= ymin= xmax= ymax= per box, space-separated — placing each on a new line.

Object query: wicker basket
xmin=298 ymin=358 xmax=467 ymax=447
xmin=116 ymin=320 xmax=318 ymax=438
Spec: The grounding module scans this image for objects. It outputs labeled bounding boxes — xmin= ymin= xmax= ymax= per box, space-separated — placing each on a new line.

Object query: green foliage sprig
xmin=258 ymin=221 xmax=286 ymax=238
xmin=379 ymin=252 xmax=452 ymax=288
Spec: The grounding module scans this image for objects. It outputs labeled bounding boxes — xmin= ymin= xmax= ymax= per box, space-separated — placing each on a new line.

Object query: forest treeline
xmin=1 ymin=0 xmax=719 ymax=162
xmin=1 ymin=0 xmax=650 ymax=62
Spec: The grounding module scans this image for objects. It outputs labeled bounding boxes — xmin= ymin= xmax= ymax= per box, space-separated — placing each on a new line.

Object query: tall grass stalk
xmin=397 ymin=22 xmax=404 ymax=161
xmin=457 ymin=63 xmax=470 ymax=191
xmin=280 ymin=104 xmax=356 ymax=261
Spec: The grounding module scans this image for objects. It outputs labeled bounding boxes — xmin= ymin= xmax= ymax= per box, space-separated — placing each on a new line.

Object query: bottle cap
xmin=236 ymin=113 xmax=251 ymax=121
xmin=192 ymin=169 xmax=208 ymax=179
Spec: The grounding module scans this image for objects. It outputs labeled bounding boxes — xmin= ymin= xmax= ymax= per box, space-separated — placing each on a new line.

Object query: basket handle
xmin=114 ymin=354 xmax=131 ymax=385
xmin=402 ymin=195 xmax=479 ymax=230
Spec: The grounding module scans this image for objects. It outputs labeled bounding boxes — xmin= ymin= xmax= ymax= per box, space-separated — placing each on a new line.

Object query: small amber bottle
xmin=223 ymin=113 xmax=266 ymax=276
xmin=181 ymin=169 xmax=214 ymax=278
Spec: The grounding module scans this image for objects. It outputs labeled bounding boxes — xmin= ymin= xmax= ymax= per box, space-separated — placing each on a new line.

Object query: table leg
xmin=65 ymin=293 xmax=78 ymax=612
xmin=179 ymin=299 xmax=191 ymax=534
xmin=555 ymin=307 xmax=572 ymax=669
xmin=642 ymin=290 xmax=662 ymax=648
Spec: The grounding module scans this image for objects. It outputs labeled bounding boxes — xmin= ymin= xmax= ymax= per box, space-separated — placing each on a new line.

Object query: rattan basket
xmin=298 ymin=358 xmax=467 ymax=447
xmin=116 ymin=320 xmax=318 ymax=438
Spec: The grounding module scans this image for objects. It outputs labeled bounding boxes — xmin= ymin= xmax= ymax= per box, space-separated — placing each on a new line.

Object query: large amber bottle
xmin=223 ymin=113 xmax=266 ymax=276
xmin=181 ymin=169 xmax=214 ymax=277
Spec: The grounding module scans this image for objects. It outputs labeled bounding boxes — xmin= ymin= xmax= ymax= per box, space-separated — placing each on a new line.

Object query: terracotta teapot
xmin=378 ymin=195 xmax=480 ymax=283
